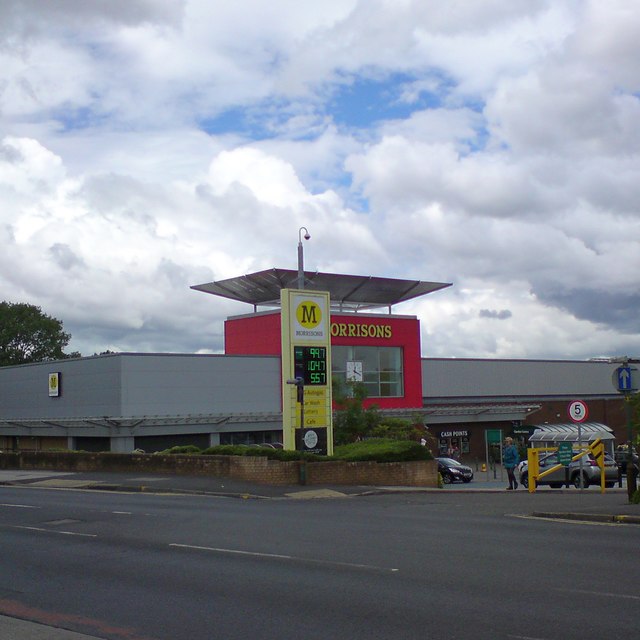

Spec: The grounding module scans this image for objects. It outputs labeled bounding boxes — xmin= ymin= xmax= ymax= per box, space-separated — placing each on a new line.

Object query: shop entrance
xmin=438 ymin=429 xmax=470 ymax=460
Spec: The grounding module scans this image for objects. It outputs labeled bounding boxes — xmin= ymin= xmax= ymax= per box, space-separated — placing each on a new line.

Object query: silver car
xmin=519 ymin=451 xmax=618 ymax=489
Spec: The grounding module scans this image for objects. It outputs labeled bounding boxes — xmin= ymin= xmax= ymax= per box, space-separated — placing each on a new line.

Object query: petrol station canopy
xmin=191 ymin=268 xmax=452 ymax=312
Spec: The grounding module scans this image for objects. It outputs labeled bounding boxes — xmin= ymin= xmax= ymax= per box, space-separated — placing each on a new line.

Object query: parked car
xmin=437 ymin=457 xmax=474 ymax=484
xmin=518 ymin=451 xmax=618 ymax=489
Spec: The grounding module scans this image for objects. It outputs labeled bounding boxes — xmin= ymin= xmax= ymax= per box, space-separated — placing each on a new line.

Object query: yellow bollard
xmin=481 ymin=463 xmax=486 ymax=472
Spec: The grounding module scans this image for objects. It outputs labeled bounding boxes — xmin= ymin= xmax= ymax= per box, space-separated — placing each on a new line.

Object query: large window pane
xmin=331 ymin=345 xmax=403 ymax=397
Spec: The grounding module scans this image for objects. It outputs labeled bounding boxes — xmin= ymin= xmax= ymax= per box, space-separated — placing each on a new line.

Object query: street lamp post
xmin=609 ymin=356 xmax=638 ymax=502
xmin=624 ymin=393 xmax=636 ymax=500
xmin=298 ymin=227 xmax=310 ymax=289
xmin=619 ymin=357 xmax=639 ymax=500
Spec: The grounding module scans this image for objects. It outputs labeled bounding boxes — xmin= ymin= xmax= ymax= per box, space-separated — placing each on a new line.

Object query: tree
xmin=332 ymin=379 xmax=382 ymax=445
xmin=371 ymin=416 xmax=431 ymax=443
xmin=332 ymin=378 xmax=429 ymax=445
xmin=0 ymin=301 xmax=80 ymax=366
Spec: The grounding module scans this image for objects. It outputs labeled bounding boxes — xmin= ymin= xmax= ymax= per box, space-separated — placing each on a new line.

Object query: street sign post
xmin=616 ymin=366 xmax=632 ymax=392
xmin=612 ymin=365 xmax=638 ymax=392
xmin=610 ymin=358 xmax=639 ymax=500
xmin=558 ymin=441 xmax=573 ymax=488
xmin=568 ymin=400 xmax=588 ymax=423
xmin=568 ymin=400 xmax=588 ymax=489
xmin=485 ymin=429 xmax=503 ymax=480
xmin=558 ymin=441 xmax=573 ymax=466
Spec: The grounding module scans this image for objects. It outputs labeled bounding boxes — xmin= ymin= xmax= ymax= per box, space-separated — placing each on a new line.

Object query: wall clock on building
xmin=346 ymin=361 xmax=363 ymax=382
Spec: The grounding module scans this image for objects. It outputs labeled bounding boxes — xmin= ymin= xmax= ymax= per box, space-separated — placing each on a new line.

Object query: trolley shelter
xmin=528 ymin=423 xmax=615 ymax=452
xmin=526 ymin=423 xmax=614 ymax=493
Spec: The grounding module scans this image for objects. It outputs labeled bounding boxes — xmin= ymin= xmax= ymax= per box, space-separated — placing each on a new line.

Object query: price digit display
xmin=294 ymin=346 xmax=327 ymax=385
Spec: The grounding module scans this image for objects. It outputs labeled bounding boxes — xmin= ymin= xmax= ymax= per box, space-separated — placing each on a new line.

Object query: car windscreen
xmin=437 ymin=458 xmax=462 ymax=466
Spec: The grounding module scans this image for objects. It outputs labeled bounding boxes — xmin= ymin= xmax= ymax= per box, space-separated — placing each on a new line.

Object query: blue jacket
xmin=503 ymin=444 xmax=519 ymax=469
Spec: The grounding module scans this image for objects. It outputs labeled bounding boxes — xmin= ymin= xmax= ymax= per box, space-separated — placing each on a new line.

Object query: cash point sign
xmin=281 ymin=289 xmax=333 ymax=455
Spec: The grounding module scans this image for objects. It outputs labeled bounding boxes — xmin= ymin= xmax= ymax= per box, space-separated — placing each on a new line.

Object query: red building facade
xmin=225 ymin=310 xmax=423 ymax=409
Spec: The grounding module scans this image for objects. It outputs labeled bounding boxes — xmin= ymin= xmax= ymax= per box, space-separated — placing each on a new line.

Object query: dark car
xmin=614 ymin=448 xmax=638 ymax=476
xmin=437 ymin=457 xmax=473 ymax=484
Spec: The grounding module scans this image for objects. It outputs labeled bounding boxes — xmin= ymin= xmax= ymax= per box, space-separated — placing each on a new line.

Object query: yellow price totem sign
xmin=281 ymin=289 xmax=333 ymax=455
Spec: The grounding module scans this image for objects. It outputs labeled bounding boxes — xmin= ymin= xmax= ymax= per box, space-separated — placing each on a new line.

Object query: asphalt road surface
xmin=0 ymin=486 xmax=638 ymax=640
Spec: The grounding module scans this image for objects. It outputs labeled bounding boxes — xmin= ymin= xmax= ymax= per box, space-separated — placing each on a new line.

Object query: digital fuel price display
xmin=294 ymin=346 xmax=327 ymax=385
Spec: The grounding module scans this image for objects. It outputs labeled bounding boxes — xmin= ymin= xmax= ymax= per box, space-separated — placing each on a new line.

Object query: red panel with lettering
xmin=224 ymin=311 xmax=423 ymax=408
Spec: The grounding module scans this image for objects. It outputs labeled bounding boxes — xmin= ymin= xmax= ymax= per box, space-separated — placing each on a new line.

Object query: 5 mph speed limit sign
xmin=568 ymin=400 xmax=588 ymax=423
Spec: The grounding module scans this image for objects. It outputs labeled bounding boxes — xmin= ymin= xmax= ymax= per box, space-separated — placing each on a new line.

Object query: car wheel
xmin=549 ymin=483 xmax=563 ymax=489
xmin=442 ymin=473 xmax=452 ymax=484
xmin=573 ymin=473 xmax=590 ymax=489
xmin=520 ymin=475 xmax=529 ymax=489
xmin=462 ymin=478 xmax=472 ymax=483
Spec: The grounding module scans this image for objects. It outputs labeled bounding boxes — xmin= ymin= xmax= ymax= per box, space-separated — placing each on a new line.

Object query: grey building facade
xmin=421 ymin=357 xmax=626 ymax=461
xmin=0 ymin=352 xmax=628 ymax=459
xmin=0 ymin=353 xmax=283 ymax=453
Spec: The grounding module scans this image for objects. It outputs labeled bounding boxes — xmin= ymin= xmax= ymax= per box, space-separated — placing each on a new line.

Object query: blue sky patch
xmin=200 ymin=107 xmax=259 ymax=138
xmin=326 ymin=72 xmax=445 ymax=129
xmin=53 ymin=104 xmax=107 ymax=132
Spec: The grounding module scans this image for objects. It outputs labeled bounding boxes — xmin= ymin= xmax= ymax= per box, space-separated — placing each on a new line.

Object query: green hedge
xmin=159 ymin=445 xmax=203 ymax=455
xmin=200 ymin=445 xmax=326 ymax=462
xmin=156 ymin=439 xmax=432 ymax=464
xmin=333 ymin=439 xmax=433 ymax=463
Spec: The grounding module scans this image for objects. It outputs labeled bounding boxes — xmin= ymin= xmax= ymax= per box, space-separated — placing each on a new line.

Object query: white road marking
xmin=0 ymin=503 xmax=40 ymax=509
xmin=112 ymin=511 xmax=132 ymax=514
xmin=13 ymin=526 xmax=97 ymax=538
xmin=169 ymin=543 xmax=399 ymax=573
xmin=510 ymin=514 xmax=621 ymax=526
xmin=555 ymin=587 xmax=640 ymax=601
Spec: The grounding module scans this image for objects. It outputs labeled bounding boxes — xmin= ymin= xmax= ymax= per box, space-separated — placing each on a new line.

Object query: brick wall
xmin=0 ymin=452 xmax=437 ymax=487
xmin=305 ymin=459 xmax=437 ymax=486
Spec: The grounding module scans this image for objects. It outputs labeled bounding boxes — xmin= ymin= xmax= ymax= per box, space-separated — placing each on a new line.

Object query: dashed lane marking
xmin=0 ymin=503 xmax=40 ymax=509
xmin=169 ymin=543 xmax=399 ymax=573
xmin=12 ymin=526 xmax=97 ymax=538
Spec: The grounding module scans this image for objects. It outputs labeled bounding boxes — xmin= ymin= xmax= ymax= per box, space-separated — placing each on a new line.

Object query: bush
xmin=200 ymin=445 xmax=326 ymax=462
xmin=371 ymin=417 xmax=427 ymax=442
xmin=200 ymin=445 xmax=253 ymax=456
xmin=333 ymin=438 xmax=434 ymax=463
xmin=631 ymin=489 xmax=640 ymax=505
xmin=159 ymin=445 xmax=202 ymax=455
xmin=161 ymin=440 xmax=434 ymax=464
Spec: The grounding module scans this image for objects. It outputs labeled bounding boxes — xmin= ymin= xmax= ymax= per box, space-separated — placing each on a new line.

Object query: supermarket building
xmin=0 ymin=269 xmax=629 ymax=462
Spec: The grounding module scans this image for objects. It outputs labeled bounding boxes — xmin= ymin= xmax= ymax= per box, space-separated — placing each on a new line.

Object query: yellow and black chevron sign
xmin=589 ymin=438 xmax=605 ymax=470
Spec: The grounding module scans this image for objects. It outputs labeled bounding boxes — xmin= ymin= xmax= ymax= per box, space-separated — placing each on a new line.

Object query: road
xmin=0 ymin=486 xmax=638 ymax=640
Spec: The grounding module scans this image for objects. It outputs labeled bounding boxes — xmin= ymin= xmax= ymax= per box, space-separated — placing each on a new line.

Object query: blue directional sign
xmin=616 ymin=366 xmax=632 ymax=392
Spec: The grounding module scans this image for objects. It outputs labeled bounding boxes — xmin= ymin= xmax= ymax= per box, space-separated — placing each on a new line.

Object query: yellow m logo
xmin=296 ymin=301 xmax=321 ymax=328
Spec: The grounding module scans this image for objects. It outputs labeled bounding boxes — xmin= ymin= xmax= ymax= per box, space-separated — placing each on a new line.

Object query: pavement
xmin=0 ymin=614 xmax=105 ymax=640
xmin=1 ymin=467 xmax=638 ymax=639
xmin=1 ymin=467 xmax=638 ymax=515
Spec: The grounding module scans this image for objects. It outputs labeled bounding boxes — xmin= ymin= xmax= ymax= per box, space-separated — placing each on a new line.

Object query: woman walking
xmin=503 ymin=437 xmax=520 ymax=490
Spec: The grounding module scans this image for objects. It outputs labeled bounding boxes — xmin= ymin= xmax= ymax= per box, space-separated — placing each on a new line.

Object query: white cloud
xmin=0 ymin=0 xmax=638 ymax=360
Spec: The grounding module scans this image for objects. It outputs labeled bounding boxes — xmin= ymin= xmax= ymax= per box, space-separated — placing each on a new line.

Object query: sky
xmin=1 ymin=0 xmax=639 ymax=361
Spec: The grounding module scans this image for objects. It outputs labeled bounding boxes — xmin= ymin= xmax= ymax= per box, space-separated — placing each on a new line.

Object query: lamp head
xmin=299 ymin=226 xmax=310 ymax=242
